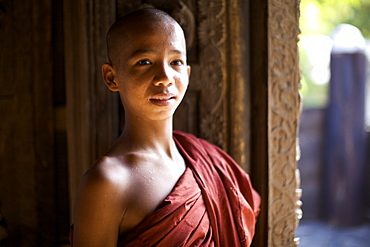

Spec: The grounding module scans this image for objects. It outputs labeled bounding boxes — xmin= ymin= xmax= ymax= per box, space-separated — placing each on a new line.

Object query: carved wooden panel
xmin=267 ymin=0 xmax=301 ymax=246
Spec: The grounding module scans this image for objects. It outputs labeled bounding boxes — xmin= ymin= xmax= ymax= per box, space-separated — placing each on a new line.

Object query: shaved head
xmin=106 ymin=8 xmax=184 ymax=65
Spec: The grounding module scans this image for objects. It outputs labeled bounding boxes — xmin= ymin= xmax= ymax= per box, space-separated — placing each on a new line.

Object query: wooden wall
xmin=0 ymin=0 xmax=65 ymax=245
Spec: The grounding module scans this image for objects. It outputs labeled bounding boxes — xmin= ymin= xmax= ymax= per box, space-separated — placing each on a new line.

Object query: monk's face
xmin=107 ymin=19 xmax=191 ymax=122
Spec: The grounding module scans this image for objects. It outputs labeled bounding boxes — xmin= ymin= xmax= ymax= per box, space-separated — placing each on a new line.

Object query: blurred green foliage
xmin=300 ymin=0 xmax=370 ymax=38
xmin=299 ymin=0 xmax=369 ymax=108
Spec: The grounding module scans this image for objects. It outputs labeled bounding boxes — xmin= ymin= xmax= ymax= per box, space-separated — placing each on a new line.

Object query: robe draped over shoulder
xmin=172 ymin=131 xmax=260 ymax=247
xmin=69 ymin=131 xmax=260 ymax=247
xmin=118 ymin=167 xmax=214 ymax=246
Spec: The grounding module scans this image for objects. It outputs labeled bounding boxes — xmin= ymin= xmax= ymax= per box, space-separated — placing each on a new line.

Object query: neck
xmin=120 ymin=115 xmax=177 ymax=158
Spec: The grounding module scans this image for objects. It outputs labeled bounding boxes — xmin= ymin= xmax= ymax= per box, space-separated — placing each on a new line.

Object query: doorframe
xmin=64 ymin=0 xmax=302 ymax=245
xmin=250 ymin=0 xmax=302 ymax=246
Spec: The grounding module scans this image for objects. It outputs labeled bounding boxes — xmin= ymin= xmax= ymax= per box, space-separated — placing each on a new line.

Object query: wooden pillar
xmin=266 ymin=0 xmax=301 ymax=245
xmin=63 ymin=0 xmax=118 ymax=220
xmin=324 ymin=51 xmax=367 ymax=226
xmin=250 ymin=0 xmax=302 ymax=246
xmin=250 ymin=0 xmax=269 ymax=244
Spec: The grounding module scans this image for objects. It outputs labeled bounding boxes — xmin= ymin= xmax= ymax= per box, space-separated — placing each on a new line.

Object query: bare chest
xmin=119 ymin=158 xmax=186 ymax=234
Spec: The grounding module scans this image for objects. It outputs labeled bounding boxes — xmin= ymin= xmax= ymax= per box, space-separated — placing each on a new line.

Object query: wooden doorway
xmin=0 ymin=0 xmax=300 ymax=246
xmin=64 ymin=0 xmax=302 ymax=246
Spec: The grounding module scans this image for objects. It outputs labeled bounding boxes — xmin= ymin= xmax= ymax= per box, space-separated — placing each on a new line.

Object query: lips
xmin=149 ymin=93 xmax=176 ymax=100
xmin=149 ymin=93 xmax=176 ymax=106
xmin=151 ymin=96 xmax=175 ymax=101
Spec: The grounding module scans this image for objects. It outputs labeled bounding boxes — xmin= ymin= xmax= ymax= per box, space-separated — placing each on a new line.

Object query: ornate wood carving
xmin=267 ymin=0 xmax=302 ymax=246
xmin=197 ymin=0 xmax=227 ymax=149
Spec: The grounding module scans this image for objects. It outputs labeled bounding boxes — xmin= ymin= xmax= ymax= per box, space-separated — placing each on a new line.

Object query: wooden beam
xmin=64 ymin=0 xmax=117 ymax=221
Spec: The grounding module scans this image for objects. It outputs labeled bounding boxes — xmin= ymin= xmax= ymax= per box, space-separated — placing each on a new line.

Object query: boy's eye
xmin=137 ymin=59 xmax=152 ymax=65
xmin=171 ymin=60 xmax=184 ymax=66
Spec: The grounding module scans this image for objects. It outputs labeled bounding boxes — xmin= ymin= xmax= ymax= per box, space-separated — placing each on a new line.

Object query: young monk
xmin=70 ymin=8 xmax=260 ymax=247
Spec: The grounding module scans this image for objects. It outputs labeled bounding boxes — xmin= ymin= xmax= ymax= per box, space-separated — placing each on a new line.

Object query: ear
xmin=187 ymin=65 xmax=191 ymax=76
xmin=102 ymin=63 xmax=119 ymax=91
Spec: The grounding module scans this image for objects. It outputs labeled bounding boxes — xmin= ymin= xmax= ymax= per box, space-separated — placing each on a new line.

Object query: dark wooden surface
xmin=64 ymin=0 xmax=118 ymax=218
xmin=249 ymin=0 xmax=269 ymax=246
xmin=0 ymin=0 xmax=56 ymax=245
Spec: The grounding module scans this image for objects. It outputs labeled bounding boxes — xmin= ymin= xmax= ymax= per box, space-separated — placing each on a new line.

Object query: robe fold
xmin=70 ymin=131 xmax=260 ymax=247
xmin=172 ymin=131 xmax=260 ymax=247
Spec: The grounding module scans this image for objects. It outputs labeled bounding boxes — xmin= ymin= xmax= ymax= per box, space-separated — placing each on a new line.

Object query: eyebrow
xmin=170 ymin=49 xmax=186 ymax=56
xmin=128 ymin=49 xmax=186 ymax=59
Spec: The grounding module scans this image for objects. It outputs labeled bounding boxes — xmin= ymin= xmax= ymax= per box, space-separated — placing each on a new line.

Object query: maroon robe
xmin=70 ymin=131 xmax=260 ymax=246
xmin=171 ymin=131 xmax=260 ymax=246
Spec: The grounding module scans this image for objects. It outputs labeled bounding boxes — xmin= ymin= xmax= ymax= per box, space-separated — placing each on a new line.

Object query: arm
xmin=72 ymin=158 xmax=129 ymax=247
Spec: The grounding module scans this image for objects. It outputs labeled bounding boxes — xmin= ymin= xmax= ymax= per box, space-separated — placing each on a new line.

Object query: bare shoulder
xmin=75 ymin=153 xmax=142 ymax=212
xmin=82 ymin=155 xmax=132 ymax=189
xmin=76 ymin=150 xmax=152 ymax=206
xmin=73 ymin=144 xmax=185 ymax=245
xmin=72 ymin=155 xmax=135 ymax=246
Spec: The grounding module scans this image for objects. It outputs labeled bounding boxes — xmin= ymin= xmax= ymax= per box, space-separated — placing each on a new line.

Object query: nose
xmin=153 ymin=63 xmax=174 ymax=87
